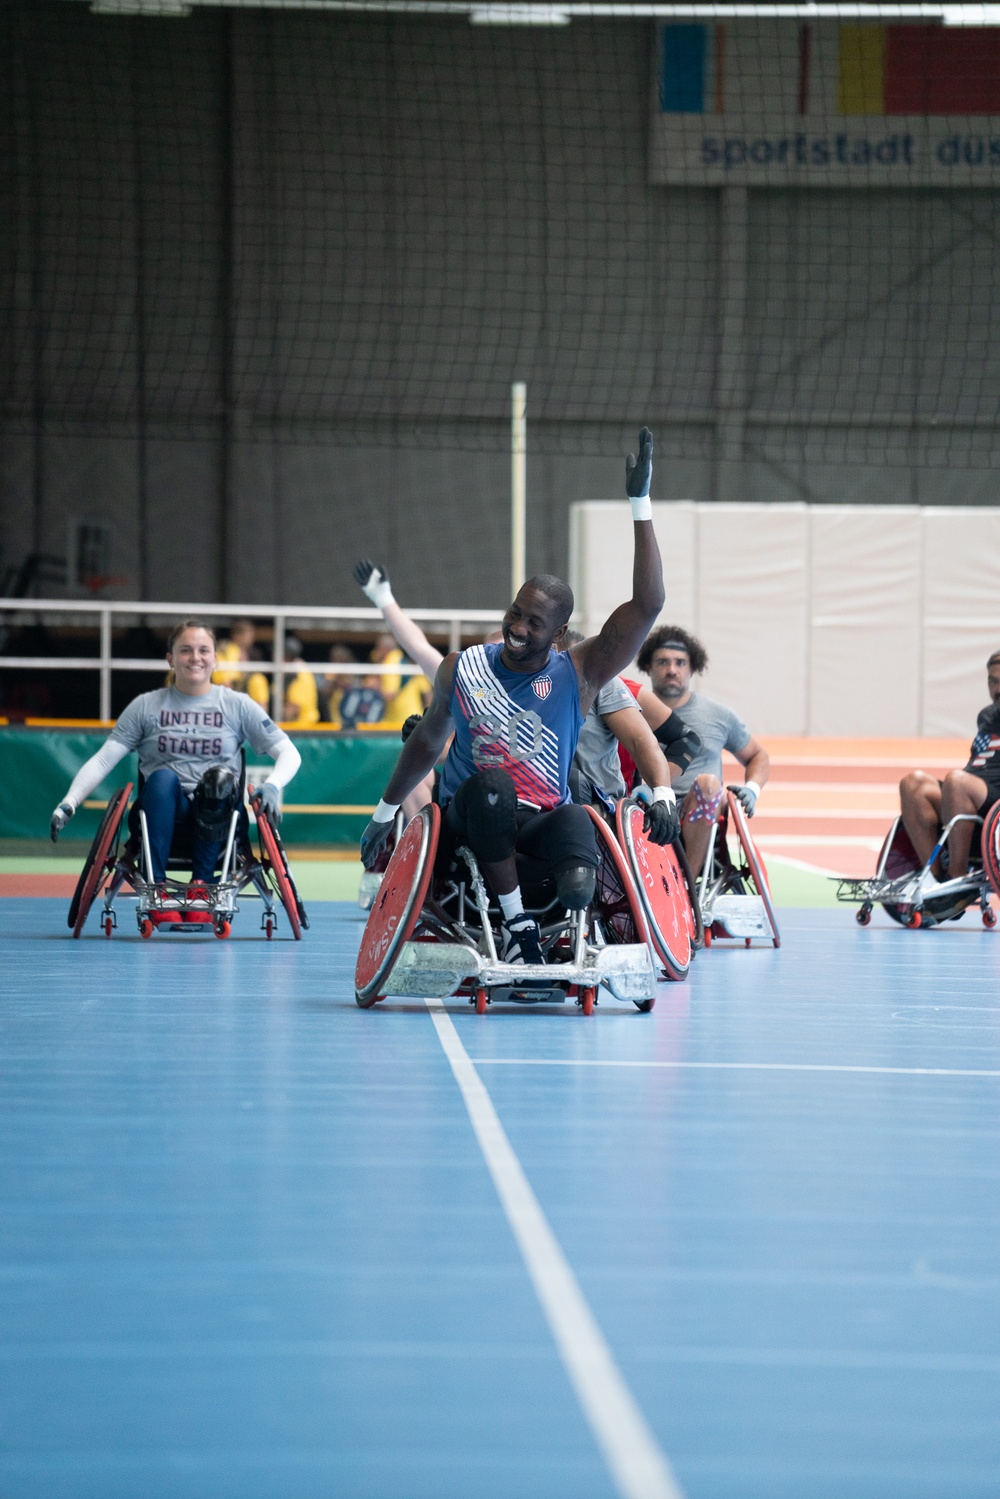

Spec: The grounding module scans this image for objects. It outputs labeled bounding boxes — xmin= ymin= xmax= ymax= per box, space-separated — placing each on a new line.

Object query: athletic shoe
xmin=500 ymin=913 xmax=545 ymax=966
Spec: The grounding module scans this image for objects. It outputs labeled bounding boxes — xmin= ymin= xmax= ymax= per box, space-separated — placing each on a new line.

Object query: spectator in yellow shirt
xmin=281 ymin=637 xmax=320 ymax=727
xmin=213 ymin=618 xmax=270 ymax=709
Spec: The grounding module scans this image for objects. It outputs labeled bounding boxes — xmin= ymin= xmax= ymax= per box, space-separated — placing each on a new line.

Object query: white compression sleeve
xmin=63 ymin=739 xmax=131 ymax=813
xmin=264 ymin=737 xmax=301 ymax=791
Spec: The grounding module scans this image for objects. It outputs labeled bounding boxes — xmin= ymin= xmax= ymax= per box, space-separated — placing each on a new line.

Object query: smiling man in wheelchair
xmin=50 ymin=619 xmax=303 ymax=931
xmin=359 ymin=428 xmax=673 ymax=971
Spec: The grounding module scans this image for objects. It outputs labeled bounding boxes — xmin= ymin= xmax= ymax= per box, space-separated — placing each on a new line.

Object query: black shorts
xmin=438 ymin=795 xmax=598 ymax=905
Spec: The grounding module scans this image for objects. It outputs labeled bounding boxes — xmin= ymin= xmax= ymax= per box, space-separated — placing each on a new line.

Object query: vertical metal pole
xmin=272 ymin=611 xmax=285 ymax=722
xmin=99 ymin=608 xmax=112 ymax=722
xmin=448 ymin=617 xmax=461 ymax=654
xmin=511 ymin=381 xmax=526 ymax=599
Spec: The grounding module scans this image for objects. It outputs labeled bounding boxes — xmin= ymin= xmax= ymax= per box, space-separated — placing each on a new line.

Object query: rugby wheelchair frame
xmin=834 ymin=803 xmax=1000 ymax=930
xmin=354 ymin=795 xmax=698 ymax=1014
xmin=68 ymin=779 xmax=308 ymax=940
xmin=695 ymin=789 xmax=781 ymax=948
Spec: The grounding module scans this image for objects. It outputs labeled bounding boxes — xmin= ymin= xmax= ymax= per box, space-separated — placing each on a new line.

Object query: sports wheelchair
xmin=834 ymin=804 xmax=1000 ymax=930
xmin=67 ymin=779 xmax=307 ymax=940
xmin=694 ymin=789 xmax=781 ymax=948
xmin=354 ymin=795 xmax=697 ymax=1014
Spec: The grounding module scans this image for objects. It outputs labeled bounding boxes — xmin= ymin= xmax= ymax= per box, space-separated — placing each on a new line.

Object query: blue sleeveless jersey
xmin=438 ymin=642 xmax=583 ymax=810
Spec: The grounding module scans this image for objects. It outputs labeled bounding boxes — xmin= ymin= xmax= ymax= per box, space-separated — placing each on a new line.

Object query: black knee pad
xmin=461 ymin=768 xmax=518 ymax=866
xmin=192 ymin=766 xmax=240 ymax=840
xmin=556 ymin=863 xmax=596 ymax=911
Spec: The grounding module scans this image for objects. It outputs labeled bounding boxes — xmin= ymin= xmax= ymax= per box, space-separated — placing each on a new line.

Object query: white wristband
xmin=745 ymin=781 xmax=761 ymax=801
xmin=629 ymin=494 xmax=653 ymax=522
xmin=652 ymin=785 xmax=676 ymax=808
xmin=372 ymin=798 xmax=400 ymax=823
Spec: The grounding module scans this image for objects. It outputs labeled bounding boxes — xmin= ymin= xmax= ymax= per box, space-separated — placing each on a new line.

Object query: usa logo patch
xmin=532 ymin=675 xmax=552 ymax=700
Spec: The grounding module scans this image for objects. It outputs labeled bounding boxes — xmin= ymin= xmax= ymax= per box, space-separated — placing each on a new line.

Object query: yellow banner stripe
xmin=839 ymin=25 xmax=885 ymax=115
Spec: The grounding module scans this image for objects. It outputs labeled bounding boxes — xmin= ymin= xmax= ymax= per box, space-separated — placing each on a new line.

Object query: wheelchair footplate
xmin=384 ymin=941 xmax=656 ymax=1006
xmin=134 ymin=878 xmax=241 ymax=939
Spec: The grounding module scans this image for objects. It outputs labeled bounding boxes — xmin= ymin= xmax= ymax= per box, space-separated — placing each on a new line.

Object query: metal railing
xmin=0 ymin=598 xmax=508 ymax=721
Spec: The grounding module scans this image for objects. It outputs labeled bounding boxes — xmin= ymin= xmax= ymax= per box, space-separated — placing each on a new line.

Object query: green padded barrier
xmin=0 ymin=728 xmax=402 ymax=844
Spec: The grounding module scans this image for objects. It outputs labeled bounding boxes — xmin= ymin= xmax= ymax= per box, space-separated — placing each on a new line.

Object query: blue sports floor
xmin=2 ymin=897 xmax=999 ymax=1498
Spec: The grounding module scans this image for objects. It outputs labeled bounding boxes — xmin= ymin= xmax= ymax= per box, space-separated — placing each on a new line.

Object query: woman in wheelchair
xmin=49 ymin=619 xmax=302 ymax=890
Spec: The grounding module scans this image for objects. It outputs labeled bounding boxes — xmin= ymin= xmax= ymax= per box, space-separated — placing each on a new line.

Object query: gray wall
xmin=2 ymin=4 xmax=998 ymax=610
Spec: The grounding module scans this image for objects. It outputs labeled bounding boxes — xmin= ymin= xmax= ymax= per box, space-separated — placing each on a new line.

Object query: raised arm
xmin=354 ymin=559 xmax=444 ymax=679
xmin=358 ymin=654 xmax=457 ymax=868
xmin=570 ymin=428 xmax=665 ymax=713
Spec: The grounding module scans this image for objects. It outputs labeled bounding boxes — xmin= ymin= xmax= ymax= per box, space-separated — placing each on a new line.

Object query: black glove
xmin=254 ymin=781 xmax=282 ymax=825
xmin=401 ymin=711 xmax=425 ymax=743
xmin=625 ymin=426 xmax=654 ymax=499
xmin=731 ymin=782 xmax=760 ymax=818
xmin=360 ymin=817 xmax=393 ymax=870
xmin=643 ymin=794 xmax=680 ymax=847
xmin=50 ymin=802 xmax=74 ymax=842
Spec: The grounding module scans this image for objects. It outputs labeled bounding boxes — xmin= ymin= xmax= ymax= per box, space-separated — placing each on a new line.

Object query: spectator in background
xmin=213 ymin=617 xmax=269 ymax=709
xmin=281 ymin=637 xmax=320 ymax=727
xmin=320 ymin=643 xmax=357 ymax=725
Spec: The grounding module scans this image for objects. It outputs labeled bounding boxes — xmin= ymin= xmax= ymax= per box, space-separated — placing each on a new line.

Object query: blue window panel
xmin=660 ymin=24 xmax=706 ymax=114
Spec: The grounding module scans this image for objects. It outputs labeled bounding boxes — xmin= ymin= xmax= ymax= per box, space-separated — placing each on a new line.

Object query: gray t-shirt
xmin=570 ymin=675 xmax=636 ymax=808
xmin=109 ymin=685 xmax=287 ymax=794
xmin=670 ymin=690 xmax=751 ymax=795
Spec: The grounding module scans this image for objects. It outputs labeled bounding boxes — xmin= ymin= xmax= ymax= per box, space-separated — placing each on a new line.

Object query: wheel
xmin=703 ymin=926 xmax=713 ymax=948
xmin=475 ymin=987 xmax=488 ymax=1014
xmin=264 ymin=916 xmax=274 ymax=940
xmin=856 ymin=906 xmax=872 ymax=927
xmin=68 ymin=782 xmax=133 ymax=937
xmin=634 ymin=996 xmax=656 ymax=1013
xmin=745 ymin=937 xmax=752 ymax=948
xmin=612 ymin=801 xmax=692 ymax=981
xmin=255 ymin=799 xmax=307 ymax=938
xmin=983 ymin=905 xmax=997 ymax=929
xmin=214 ymin=918 xmax=231 ymax=940
xmin=103 ymin=914 xmax=113 ymax=938
xmin=580 ymin=986 xmax=596 ymax=1016
xmin=355 ymin=990 xmax=385 ymax=1009
xmin=355 ymin=805 xmax=440 ymax=1006
xmin=724 ymin=792 xmax=781 ymax=948
xmin=138 ymin=918 xmax=154 ymax=939
xmin=905 ymin=909 xmax=922 ymax=929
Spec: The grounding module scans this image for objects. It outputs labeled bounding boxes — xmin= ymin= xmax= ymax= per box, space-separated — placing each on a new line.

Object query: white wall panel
xmin=695 ymin=504 xmax=808 ymax=733
xmin=571 ymin=499 xmax=997 ymax=737
xmin=808 ymin=507 xmax=922 ymax=736
xmin=922 ymin=509 xmax=1000 ymax=736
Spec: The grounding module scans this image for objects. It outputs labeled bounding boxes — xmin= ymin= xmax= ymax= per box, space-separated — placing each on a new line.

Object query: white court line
xmin=425 ymin=997 xmax=684 ymax=1499
xmin=471 ymin=1059 xmax=1000 ymax=1077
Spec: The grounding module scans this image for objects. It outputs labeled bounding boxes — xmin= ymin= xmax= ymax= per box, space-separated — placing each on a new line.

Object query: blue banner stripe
xmin=661 ymin=24 xmax=706 ymax=114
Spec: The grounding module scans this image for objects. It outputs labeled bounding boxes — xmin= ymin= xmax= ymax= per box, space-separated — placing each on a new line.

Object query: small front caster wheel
xmin=214 ymin=918 xmax=231 ymax=940
xmin=103 ymin=915 xmax=113 ymax=938
xmin=138 ymin=919 xmax=154 ymax=940
xmin=983 ymin=905 xmax=997 ymax=929
xmin=475 ymin=987 xmax=488 ymax=1015
xmin=580 ymin=986 xmax=596 ymax=1016
xmin=905 ymin=909 xmax=922 ymax=929
xmin=856 ymin=906 xmax=872 ymax=927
